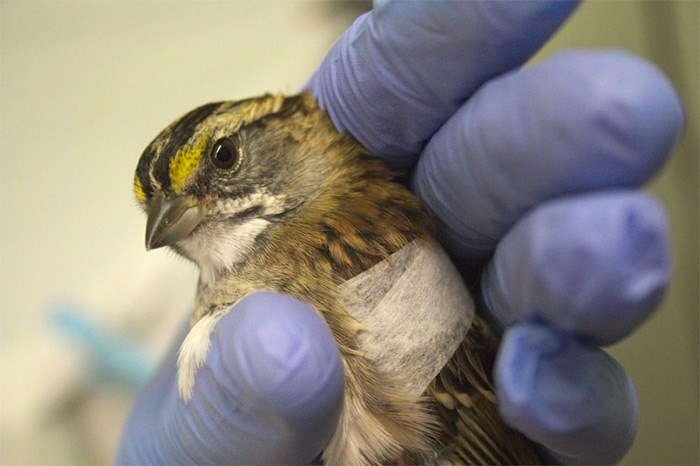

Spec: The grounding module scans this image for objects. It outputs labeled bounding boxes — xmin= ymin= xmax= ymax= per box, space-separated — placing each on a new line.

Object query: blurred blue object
xmin=50 ymin=304 xmax=155 ymax=391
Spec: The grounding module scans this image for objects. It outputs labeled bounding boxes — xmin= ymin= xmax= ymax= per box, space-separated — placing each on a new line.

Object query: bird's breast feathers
xmin=177 ymin=238 xmax=474 ymax=403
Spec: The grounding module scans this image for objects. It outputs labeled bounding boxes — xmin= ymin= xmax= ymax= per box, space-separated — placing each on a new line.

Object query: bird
xmin=133 ymin=92 xmax=541 ymax=465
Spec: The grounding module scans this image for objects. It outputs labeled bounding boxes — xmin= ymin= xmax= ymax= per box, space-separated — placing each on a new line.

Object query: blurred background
xmin=0 ymin=1 xmax=697 ymax=464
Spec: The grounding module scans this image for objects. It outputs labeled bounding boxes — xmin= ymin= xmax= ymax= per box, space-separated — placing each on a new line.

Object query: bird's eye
xmin=210 ymin=138 xmax=242 ymax=171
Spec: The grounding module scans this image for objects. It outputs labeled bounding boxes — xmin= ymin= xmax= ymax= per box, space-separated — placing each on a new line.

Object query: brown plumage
xmin=135 ymin=92 xmax=541 ymax=464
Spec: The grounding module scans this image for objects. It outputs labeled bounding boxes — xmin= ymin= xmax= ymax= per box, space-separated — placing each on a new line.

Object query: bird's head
xmin=133 ymin=93 xmax=341 ymax=271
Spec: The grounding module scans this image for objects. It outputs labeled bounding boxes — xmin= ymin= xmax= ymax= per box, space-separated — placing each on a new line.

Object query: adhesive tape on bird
xmin=338 ymin=239 xmax=474 ymax=396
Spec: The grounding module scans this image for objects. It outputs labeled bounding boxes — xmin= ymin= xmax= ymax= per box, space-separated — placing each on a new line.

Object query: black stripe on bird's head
xmin=135 ymin=101 xmax=230 ymax=204
xmin=133 ymin=95 xmax=294 ymax=203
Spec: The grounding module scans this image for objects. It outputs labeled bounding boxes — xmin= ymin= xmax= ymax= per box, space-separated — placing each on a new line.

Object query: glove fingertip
xmin=210 ymin=292 xmax=345 ymax=462
xmin=481 ymin=191 xmax=671 ymax=345
xmin=495 ymin=322 xmax=638 ymax=465
xmin=222 ymin=292 xmax=342 ymax=410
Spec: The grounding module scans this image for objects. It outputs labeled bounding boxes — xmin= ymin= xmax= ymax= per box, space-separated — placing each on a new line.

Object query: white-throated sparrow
xmin=134 ymin=92 xmax=540 ymax=464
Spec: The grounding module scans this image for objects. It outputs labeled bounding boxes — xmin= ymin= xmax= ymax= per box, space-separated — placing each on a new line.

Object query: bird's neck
xmin=267 ymin=160 xmax=434 ymax=282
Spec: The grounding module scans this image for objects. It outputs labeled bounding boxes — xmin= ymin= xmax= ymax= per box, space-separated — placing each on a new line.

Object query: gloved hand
xmin=117 ymin=1 xmax=684 ymax=464
xmin=309 ymin=1 xmax=682 ymax=464
xmin=116 ymin=292 xmax=344 ymax=464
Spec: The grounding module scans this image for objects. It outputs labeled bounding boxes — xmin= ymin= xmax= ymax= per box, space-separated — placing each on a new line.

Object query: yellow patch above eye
xmin=134 ymin=175 xmax=146 ymax=203
xmin=170 ymin=135 xmax=209 ymax=193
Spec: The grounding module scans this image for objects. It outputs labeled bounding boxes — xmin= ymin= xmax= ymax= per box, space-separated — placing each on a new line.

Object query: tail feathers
xmin=428 ymin=316 xmax=542 ymax=465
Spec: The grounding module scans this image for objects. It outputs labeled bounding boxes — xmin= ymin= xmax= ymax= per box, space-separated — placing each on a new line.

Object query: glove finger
xmin=495 ymin=322 xmax=638 ymax=465
xmin=117 ymin=292 xmax=344 ymax=465
xmin=480 ymin=191 xmax=669 ymax=346
xmin=307 ymin=0 xmax=578 ymax=167
xmin=412 ymin=51 xmax=683 ymax=261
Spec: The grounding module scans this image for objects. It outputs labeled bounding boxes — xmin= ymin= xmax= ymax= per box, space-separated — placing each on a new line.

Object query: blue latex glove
xmin=117 ymin=292 xmax=344 ymax=464
xmin=309 ymin=1 xmax=682 ymax=464
xmin=118 ymin=1 xmax=684 ymax=464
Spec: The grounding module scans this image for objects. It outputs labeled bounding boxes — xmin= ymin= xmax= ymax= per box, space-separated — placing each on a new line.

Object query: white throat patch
xmin=176 ymin=191 xmax=283 ymax=285
xmin=178 ymin=217 xmax=271 ymax=286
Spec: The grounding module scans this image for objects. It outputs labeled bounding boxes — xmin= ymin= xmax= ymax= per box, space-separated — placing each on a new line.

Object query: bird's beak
xmin=145 ymin=194 xmax=207 ymax=250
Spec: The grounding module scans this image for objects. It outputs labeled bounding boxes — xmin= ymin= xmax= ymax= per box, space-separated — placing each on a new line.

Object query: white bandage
xmin=339 ymin=240 xmax=474 ymax=395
